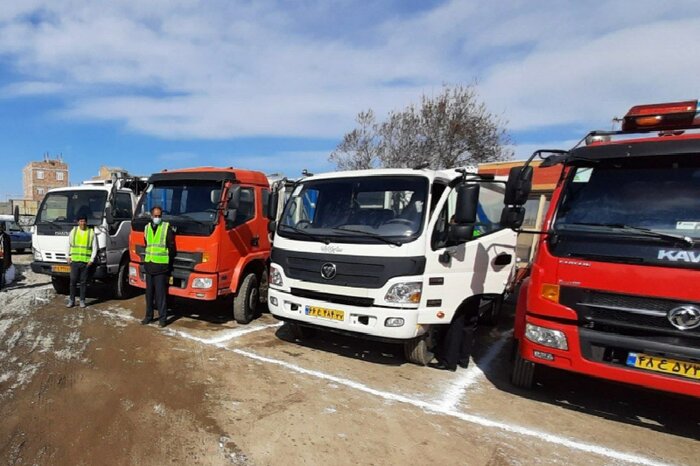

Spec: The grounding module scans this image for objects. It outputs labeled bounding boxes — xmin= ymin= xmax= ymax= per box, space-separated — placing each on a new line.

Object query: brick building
xmin=92 ymin=166 xmax=130 ymax=181
xmin=23 ymin=154 xmax=70 ymax=202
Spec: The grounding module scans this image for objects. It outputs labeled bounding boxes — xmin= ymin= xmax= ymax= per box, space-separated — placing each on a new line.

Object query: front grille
xmin=272 ymin=248 xmax=426 ymax=289
xmin=291 ymin=288 xmax=374 ymax=307
xmin=560 ymin=287 xmax=700 ymax=339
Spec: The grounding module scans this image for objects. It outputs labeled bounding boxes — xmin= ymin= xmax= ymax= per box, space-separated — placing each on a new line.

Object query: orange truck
xmin=128 ymin=167 xmax=271 ymax=323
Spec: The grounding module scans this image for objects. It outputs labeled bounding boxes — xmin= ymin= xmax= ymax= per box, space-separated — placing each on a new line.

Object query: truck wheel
xmin=404 ymin=329 xmax=435 ymax=366
xmin=233 ymin=272 xmax=258 ymax=324
xmin=113 ymin=261 xmax=132 ymax=299
xmin=51 ymin=276 xmax=70 ymax=295
xmin=511 ymin=339 xmax=536 ymax=389
xmin=288 ymin=322 xmax=316 ymax=340
xmin=479 ymin=294 xmax=504 ymax=327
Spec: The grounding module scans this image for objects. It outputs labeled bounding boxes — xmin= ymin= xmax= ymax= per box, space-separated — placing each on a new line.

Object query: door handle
xmin=251 ymin=235 xmax=260 ymax=247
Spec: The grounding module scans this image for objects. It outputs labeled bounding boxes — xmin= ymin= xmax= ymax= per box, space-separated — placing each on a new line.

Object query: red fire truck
xmin=501 ymin=100 xmax=700 ymax=397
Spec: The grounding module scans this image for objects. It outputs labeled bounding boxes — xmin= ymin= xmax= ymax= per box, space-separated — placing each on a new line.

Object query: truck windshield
xmin=554 ymin=157 xmax=700 ymax=240
xmin=36 ymin=190 xmax=107 ymax=228
xmin=133 ymin=180 xmax=222 ymax=236
xmin=279 ymin=176 xmax=428 ymax=244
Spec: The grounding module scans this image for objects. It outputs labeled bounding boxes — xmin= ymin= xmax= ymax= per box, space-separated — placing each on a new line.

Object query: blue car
xmin=1 ymin=219 xmax=32 ymax=253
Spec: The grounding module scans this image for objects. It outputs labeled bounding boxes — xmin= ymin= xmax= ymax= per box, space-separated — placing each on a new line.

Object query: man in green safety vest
xmin=141 ymin=206 xmax=175 ymax=328
xmin=67 ymin=213 xmax=97 ymax=308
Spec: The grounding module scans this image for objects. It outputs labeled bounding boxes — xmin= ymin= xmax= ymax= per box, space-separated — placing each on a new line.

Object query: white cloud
xmin=1 ymin=0 xmax=700 ymax=141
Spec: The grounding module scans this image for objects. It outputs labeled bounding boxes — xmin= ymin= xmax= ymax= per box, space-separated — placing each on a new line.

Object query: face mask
xmin=152 ymin=217 xmax=162 ymax=225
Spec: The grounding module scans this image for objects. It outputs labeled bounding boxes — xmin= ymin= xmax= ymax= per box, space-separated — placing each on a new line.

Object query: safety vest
xmin=145 ymin=222 xmax=170 ymax=264
xmin=69 ymin=227 xmax=94 ymax=263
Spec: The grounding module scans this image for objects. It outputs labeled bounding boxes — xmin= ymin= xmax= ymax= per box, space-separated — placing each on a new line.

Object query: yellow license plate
xmin=52 ymin=264 xmax=71 ymax=274
xmin=627 ymin=352 xmax=700 ymax=380
xmin=305 ymin=305 xmax=345 ymax=321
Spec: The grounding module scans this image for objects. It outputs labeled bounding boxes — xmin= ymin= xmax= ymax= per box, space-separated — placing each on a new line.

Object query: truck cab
xmin=128 ymin=167 xmax=271 ymax=324
xmin=507 ymin=100 xmax=700 ymax=397
xmin=31 ymin=177 xmax=142 ymax=297
xmin=267 ymin=167 xmax=517 ymax=365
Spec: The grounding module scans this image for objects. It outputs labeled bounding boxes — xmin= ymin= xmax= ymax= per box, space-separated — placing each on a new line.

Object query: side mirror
xmin=448 ymin=224 xmax=475 ymax=242
xmin=454 ymin=183 xmax=480 ymax=224
xmin=267 ymin=191 xmax=279 ymax=221
xmin=105 ymin=202 xmax=114 ymax=224
xmin=500 ymin=206 xmax=526 ymax=229
xmin=504 ymin=166 xmax=533 ymax=206
xmin=227 ymin=185 xmax=241 ymax=211
xmin=13 ymin=205 xmax=20 ymax=223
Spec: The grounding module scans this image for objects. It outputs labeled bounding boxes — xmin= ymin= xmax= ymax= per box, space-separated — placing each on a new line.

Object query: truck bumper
xmin=268 ymin=287 xmax=424 ymax=341
xmin=31 ymin=261 xmax=109 ymax=279
xmin=520 ymin=313 xmax=699 ymax=398
xmin=128 ymin=262 xmax=220 ymax=301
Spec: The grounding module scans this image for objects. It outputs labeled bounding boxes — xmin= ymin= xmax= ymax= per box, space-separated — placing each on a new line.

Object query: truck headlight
xmin=269 ymin=266 xmax=283 ymax=286
xmin=192 ymin=278 xmax=213 ymax=289
xmin=384 ymin=282 xmax=422 ymax=304
xmin=525 ymin=323 xmax=568 ymax=350
xmin=33 ymin=248 xmax=41 ymax=261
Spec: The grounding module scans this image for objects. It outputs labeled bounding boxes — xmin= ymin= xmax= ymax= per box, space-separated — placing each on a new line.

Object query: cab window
xmin=228 ymin=187 xmax=255 ymax=228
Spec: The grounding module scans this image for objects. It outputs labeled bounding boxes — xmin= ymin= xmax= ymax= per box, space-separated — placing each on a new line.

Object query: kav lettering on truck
xmin=128 ymin=167 xmax=272 ymax=324
xmin=505 ymin=99 xmax=700 ymax=397
xmin=266 ymin=167 xmax=517 ymax=365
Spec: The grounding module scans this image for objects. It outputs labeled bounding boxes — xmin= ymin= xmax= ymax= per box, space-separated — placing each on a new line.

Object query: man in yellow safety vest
xmin=141 ymin=206 xmax=175 ymax=327
xmin=67 ymin=213 xmax=97 ymax=308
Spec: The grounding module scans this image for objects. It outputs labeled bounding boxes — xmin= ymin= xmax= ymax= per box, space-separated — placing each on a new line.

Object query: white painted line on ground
xmin=170 ymin=323 xmax=282 ymax=345
xmin=438 ymin=330 xmax=513 ymax=410
xmin=230 ymin=347 xmax=669 ymax=466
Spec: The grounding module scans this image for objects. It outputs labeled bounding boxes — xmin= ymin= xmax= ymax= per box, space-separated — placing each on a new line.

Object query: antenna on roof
xmin=301 ymin=169 xmax=313 ymax=177
xmin=413 ymin=161 xmax=430 ymax=170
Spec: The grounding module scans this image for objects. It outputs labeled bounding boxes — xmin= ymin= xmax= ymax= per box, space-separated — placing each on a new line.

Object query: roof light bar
xmin=622 ymin=99 xmax=699 ymax=132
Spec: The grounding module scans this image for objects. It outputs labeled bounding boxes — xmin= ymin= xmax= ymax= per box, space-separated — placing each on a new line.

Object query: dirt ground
xmin=1 ymin=254 xmax=698 ymax=466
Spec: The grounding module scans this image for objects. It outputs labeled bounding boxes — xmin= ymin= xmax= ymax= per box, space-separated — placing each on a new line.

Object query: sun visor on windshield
xmin=148 ymin=171 xmax=236 ymax=183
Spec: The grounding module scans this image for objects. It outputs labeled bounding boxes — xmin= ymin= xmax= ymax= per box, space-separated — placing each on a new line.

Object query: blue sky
xmin=2 ymin=0 xmax=700 ymax=199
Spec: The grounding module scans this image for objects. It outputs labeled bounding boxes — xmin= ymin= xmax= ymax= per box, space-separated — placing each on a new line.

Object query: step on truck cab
xmin=267 ymin=167 xmax=518 ymax=365
xmin=31 ymin=177 xmax=144 ymax=297
xmin=128 ymin=167 xmax=271 ymax=324
xmin=505 ymin=100 xmax=700 ymax=397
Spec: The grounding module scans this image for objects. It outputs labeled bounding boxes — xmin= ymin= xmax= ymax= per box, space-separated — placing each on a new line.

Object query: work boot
xmin=66 ymin=300 xmax=75 ymax=308
xmin=140 ymin=317 xmax=152 ymax=325
xmin=159 ymin=320 xmax=167 ymax=328
xmin=79 ymin=300 xmax=87 ymax=308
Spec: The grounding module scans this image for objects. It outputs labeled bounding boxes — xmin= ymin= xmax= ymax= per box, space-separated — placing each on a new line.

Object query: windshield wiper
xmin=279 ymin=224 xmax=331 ymax=245
xmin=566 ymin=222 xmax=695 ymax=248
xmin=166 ymin=214 xmax=210 ymax=228
xmin=331 ymin=227 xmax=402 ymax=247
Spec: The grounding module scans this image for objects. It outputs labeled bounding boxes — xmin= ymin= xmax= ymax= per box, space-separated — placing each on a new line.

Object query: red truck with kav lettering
xmin=501 ymin=100 xmax=700 ymax=397
xmin=128 ymin=167 xmax=271 ymax=324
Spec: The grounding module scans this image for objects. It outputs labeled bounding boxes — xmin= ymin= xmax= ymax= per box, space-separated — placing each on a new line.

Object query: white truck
xmin=267 ymin=167 xmax=518 ymax=365
xmin=31 ymin=177 xmax=145 ymax=298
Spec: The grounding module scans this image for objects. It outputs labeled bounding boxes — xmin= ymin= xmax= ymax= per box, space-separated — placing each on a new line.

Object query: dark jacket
xmin=143 ymin=223 xmax=176 ymax=275
xmin=1 ymin=232 xmax=11 ymax=270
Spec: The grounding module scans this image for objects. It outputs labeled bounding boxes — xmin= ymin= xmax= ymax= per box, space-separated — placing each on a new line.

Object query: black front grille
xmin=290 ymin=288 xmax=374 ymax=307
xmin=272 ymin=248 xmax=425 ymax=289
xmin=560 ymin=287 xmax=700 ymax=339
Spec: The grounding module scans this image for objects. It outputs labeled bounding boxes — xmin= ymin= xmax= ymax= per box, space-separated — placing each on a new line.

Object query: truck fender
xmin=229 ymin=252 xmax=268 ymax=294
xmin=513 ymin=277 xmax=531 ymax=340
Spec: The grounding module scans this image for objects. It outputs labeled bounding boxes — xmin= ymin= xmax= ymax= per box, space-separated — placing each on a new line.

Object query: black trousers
xmin=69 ymin=262 xmax=90 ymax=302
xmin=0 ymin=262 xmax=5 ymax=290
xmin=145 ymin=273 xmax=168 ymax=323
xmin=439 ymin=298 xmax=480 ymax=368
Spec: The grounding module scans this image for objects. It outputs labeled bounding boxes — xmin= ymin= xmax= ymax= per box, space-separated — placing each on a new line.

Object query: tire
xmin=112 ymin=261 xmax=132 ymax=299
xmin=404 ymin=328 xmax=436 ymax=366
xmin=233 ymin=272 xmax=259 ymax=324
xmin=288 ymin=322 xmax=316 ymax=340
xmin=479 ymin=294 xmax=504 ymax=327
xmin=51 ymin=276 xmax=70 ymax=295
xmin=511 ymin=339 xmax=536 ymax=389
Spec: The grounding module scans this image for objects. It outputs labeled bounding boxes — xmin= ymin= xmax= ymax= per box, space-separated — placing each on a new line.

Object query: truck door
xmin=225 ymin=186 xmax=258 ymax=263
xmin=106 ymin=191 xmax=134 ymax=273
xmin=421 ymin=182 xmax=516 ymax=322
